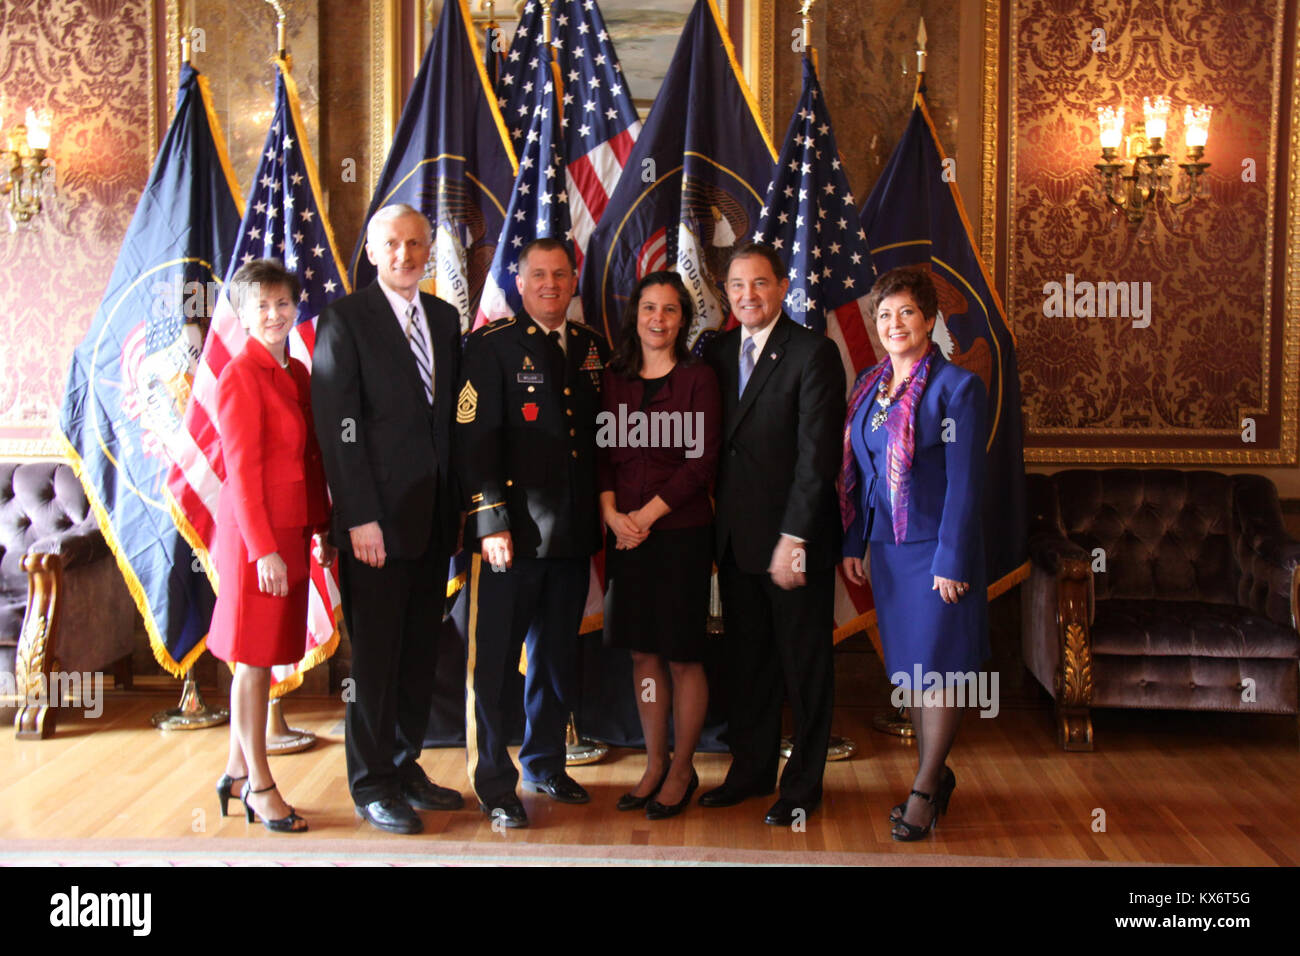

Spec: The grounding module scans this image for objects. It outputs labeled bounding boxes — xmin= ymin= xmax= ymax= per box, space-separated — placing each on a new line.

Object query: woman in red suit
xmin=210 ymin=258 xmax=334 ymax=833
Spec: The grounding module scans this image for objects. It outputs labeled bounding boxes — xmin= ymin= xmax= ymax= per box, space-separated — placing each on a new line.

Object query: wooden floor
xmin=2 ymin=690 xmax=1297 ymax=864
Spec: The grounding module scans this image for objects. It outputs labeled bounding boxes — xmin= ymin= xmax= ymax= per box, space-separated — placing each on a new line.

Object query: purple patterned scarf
xmin=838 ymin=345 xmax=936 ymax=543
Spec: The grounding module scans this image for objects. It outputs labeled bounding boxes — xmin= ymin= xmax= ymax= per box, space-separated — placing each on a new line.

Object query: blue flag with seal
xmin=58 ymin=64 xmax=242 ymax=675
xmin=859 ymin=90 xmax=1028 ymax=593
xmin=350 ymin=0 xmax=517 ymax=331
xmin=581 ymin=0 xmax=776 ymax=347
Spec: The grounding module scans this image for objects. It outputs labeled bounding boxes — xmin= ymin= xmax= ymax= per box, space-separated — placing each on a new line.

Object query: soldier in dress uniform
xmin=456 ymin=238 xmax=609 ymax=828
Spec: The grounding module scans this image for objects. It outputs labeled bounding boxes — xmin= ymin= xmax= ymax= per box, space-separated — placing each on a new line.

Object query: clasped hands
xmin=605 ymin=508 xmax=651 ymax=550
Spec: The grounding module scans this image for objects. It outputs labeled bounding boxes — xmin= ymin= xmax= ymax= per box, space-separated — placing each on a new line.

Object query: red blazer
xmin=215 ymin=338 xmax=329 ymax=563
xmin=597 ymin=361 xmax=721 ymax=530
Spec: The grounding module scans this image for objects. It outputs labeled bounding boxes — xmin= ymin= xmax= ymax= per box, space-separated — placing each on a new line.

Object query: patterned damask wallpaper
xmin=1010 ymin=0 xmax=1283 ymax=458
xmin=0 ymin=0 xmax=153 ymax=455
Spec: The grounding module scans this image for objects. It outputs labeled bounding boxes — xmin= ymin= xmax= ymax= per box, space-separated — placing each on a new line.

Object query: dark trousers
xmin=717 ymin=554 xmax=835 ymax=806
xmin=340 ymin=535 xmax=443 ymax=806
xmin=465 ymin=553 xmax=588 ymax=802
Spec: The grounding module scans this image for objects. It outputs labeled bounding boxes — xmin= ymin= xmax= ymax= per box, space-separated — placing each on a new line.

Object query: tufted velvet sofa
xmin=0 ymin=462 xmax=137 ymax=738
xmin=1022 ymin=470 xmax=1300 ymax=751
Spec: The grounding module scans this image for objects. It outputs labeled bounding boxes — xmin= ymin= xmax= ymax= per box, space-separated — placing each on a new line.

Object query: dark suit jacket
xmin=706 ymin=314 xmax=846 ymax=574
xmin=311 ymin=281 xmax=460 ymax=560
xmin=457 ymin=314 xmax=609 ymax=559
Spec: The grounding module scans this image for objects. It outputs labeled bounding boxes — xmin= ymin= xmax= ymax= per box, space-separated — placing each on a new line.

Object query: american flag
xmin=476 ymin=44 xmax=573 ymax=324
xmin=166 ymin=60 xmax=348 ymax=695
xmin=754 ymin=56 xmax=878 ymax=642
xmin=753 ymin=57 xmax=877 ymax=388
xmin=494 ymin=0 xmax=640 ymax=269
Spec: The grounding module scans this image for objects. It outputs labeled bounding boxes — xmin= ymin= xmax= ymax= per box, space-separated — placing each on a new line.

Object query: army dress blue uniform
xmin=456 ymin=313 xmax=609 ymax=803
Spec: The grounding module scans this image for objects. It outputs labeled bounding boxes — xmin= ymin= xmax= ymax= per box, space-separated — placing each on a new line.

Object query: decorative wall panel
xmin=0 ymin=0 xmax=154 ymax=457
xmin=1008 ymin=0 xmax=1297 ymax=463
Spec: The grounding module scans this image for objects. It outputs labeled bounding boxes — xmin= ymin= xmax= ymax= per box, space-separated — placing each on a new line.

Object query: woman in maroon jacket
xmin=598 ymin=271 xmax=721 ymax=820
xmin=209 ymin=259 xmax=334 ymax=833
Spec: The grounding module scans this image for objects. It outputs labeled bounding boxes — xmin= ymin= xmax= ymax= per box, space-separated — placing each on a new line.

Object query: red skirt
xmin=206 ymin=524 xmax=312 ymax=668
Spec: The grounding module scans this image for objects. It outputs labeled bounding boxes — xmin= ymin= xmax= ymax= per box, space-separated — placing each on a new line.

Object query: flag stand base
xmin=872 ymin=706 xmax=915 ymax=738
xmin=151 ymin=673 xmax=228 ymax=730
xmin=564 ymin=713 xmax=608 ymax=765
xmin=266 ymin=698 xmax=316 ymax=754
xmin=780 ymin=734 xmax=858 ymax=761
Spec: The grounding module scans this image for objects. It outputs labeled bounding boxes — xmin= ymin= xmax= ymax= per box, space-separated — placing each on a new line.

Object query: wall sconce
xmin=0 ymin=104 xmax=56 ymax=229
xmin=1094 ymin=96 xmax=1211 ymax=227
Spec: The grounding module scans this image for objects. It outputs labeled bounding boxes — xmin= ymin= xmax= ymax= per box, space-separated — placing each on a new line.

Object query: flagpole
xmin=914 ymin=16 xmax=927 ymax=102
xmin=874 ymin=15 xmax=936 ymax=743
xmin=149 ymin=30 xmax=230 ymax=734
xmin=267 ymin=1 xmax=319 ymax=755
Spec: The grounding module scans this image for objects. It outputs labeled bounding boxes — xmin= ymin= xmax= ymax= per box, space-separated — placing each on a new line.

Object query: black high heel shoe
xmin=645 ymin=769 xmax=699 ymax=821
xmin=216 ymin=774 xmax=247 ymax=817
xmin=617 ymin=765 xmax=671 ymax=811
xmin=889 ymin=766 xmax=955 ymax=824
xmin=241 ymin=782 xmax=308 ymax=833
xmin=891 ymin=789 xmax=939 ymax=842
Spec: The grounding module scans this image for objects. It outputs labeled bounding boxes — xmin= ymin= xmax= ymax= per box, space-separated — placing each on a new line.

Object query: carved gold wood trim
xmin=1054 ymin=557 xmax=1093 ymax=751
xmin=370 ymin=0 xmax=401 ymax=198
xmin=12 ymin=553 xmax=64 ymax=740
xmin=1011 ymin=0 xmax=1298 ymax=465
xmin=754 ymin=0 xmax=774 ymax=140
xmin=166 ymin=0 xmax=181 ymax=114
xmin=980 ymin=0 xmax=998 ymax=273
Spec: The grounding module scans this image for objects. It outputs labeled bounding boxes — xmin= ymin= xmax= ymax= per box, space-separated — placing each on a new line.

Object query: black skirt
xmin=603 ymin=523 xmax=713 ymax=662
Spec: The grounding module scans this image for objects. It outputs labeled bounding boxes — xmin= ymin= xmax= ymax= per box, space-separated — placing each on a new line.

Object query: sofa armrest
xmin=1028 ymin=531 xmax=1090 ymax=574
xmin=1231 ymin=475 xmax=1300 ymax=629
xmin=27 ymin=516 xmax=108 ymax=570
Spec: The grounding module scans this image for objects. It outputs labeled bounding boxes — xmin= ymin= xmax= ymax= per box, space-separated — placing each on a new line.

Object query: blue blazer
xmin=842 ymin=354 xmax=987 ymax=583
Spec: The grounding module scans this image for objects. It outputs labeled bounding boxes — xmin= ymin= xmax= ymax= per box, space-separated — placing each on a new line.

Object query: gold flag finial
xmin=916 ymin=17 xmax=927 ymax=76
xmin=265 ymin=0 xmax=287 ymax=59
xmin=799 ymin=1 xmax=817 ymax=69
xmin=180 ymin=31 xmax=191 ymax=66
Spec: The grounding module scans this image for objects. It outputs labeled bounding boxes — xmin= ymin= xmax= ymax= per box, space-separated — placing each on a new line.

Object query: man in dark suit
xmin=311 ymin=203 xmax=463 ymax=834
xmin=457 ymin=238 xmax=608 ymax=828
xmin=702 ymin=242 xmax=846 ymax=825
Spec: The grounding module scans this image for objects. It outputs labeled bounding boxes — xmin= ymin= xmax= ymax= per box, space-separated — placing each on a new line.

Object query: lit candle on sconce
xmin=1143 ymin=95 xmax=1169 ymax=145
xmin=1183 ymin=104 xmax=1211 ymax=152
xmin=24 ymin=109 xmax=52 ymax=151
xmin=1097 ymin=106 xmax=1125 ymax=156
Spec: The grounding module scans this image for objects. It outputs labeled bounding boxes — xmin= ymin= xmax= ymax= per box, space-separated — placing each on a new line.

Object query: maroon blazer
xmin=597 ymin=361 xmax=721 ymax=530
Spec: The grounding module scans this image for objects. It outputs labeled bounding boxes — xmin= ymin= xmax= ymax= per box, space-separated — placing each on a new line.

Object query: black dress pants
xmin=717 ymin=554 xmax=835 ymax=806
xmin=340 ymin=534 xmax=443 ymax=806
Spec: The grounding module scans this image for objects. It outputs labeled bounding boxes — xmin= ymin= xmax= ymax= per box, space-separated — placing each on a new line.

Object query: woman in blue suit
xmin=839 ymin=267 xmax=988 ymax=841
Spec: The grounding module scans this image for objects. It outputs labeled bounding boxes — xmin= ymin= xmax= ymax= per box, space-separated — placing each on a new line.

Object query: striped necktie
xmin=406 ymin=303 xmax=433 ymax=404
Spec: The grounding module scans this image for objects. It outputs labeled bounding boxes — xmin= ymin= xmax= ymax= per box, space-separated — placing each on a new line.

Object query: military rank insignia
xmin=457 ymin=380 xmax=478 ymax=424
xmin=580 ymin=342 xmax=603 ymax=372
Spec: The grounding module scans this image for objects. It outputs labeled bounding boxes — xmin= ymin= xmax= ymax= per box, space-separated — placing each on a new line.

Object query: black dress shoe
xmin=401 ymin=776 xmax=465 ymax=811
xmin=698 ymin=782 xmax=771 ymax=808
xmin=617 ymin=766 xmax=670 ymax=811
xmin=645 ymin=769 xmax=699 ymax=820
xmin=356 ymin=797 xmax=423 ymax=834
xmin=479 ymin=793 xmax=529 ymax=828
xmin=522 ymin=772 xmax=590 ymax=804
xmin=763 ymin=796 xmax=820 ymax=826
